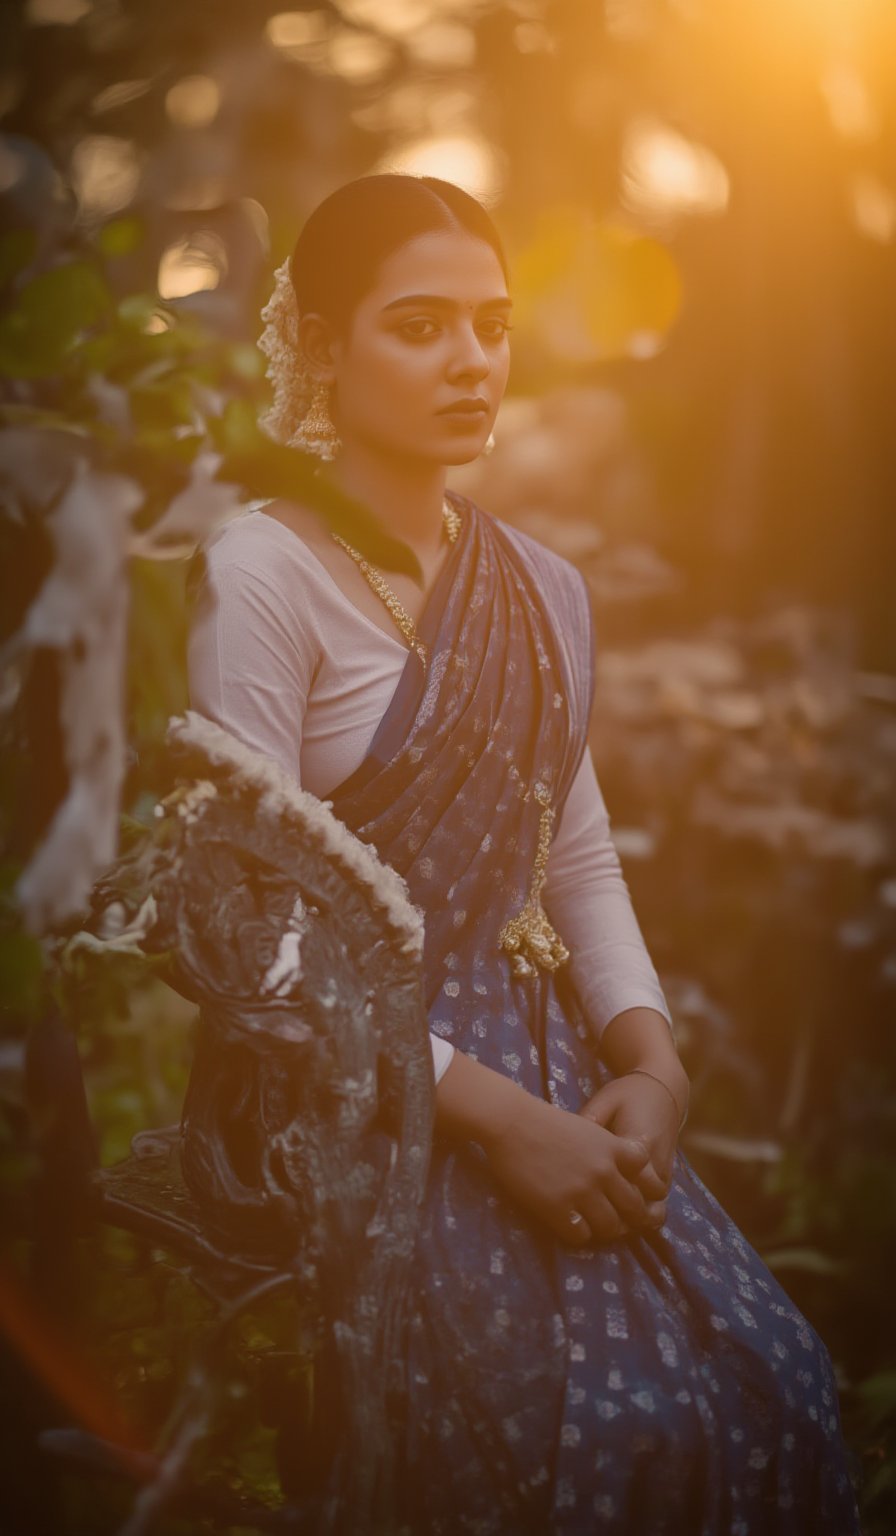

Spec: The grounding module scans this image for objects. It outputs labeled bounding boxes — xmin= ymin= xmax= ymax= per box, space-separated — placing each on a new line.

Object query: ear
xmin=297 ymin=312 xmax=339 ymax=382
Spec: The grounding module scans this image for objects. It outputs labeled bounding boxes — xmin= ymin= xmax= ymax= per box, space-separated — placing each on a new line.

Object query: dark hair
xmin=288 ymin=173 xmax=509 ymax=334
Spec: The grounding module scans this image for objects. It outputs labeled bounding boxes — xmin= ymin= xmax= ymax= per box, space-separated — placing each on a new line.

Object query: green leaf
xmin=0 ymin=929 xmax=45 ymax=1019
xmin=117 ymin=293 xmax=161 ymax=330
xmin=228 ymin=343 xmax=265 ymax=381
xmin=856 ymin=1370 xmax=896 ymax=1428
xmin=96 ymin=216 xmax=144 ymax=259
xmin=0 ymin=261 xmax=111 ymax=378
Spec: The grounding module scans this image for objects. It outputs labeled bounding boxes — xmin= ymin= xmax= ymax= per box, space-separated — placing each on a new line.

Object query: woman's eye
xmin=478 ymin=320 xmax=513 ymax=340
xmin=400 ymin=318 xmax=439 ymax=339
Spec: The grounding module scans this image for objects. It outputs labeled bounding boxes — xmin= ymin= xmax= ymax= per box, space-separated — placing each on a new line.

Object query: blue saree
xmin=328 ymin=491 xmax=861 ymax=1536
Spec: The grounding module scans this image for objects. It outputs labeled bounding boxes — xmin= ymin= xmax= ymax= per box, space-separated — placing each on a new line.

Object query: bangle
xmin=625 ymin=1068 xmax=689 ymax=1132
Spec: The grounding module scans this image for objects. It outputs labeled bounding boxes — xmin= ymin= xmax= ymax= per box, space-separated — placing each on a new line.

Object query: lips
xmin=437 ymin=398 xmax=489 ymax=415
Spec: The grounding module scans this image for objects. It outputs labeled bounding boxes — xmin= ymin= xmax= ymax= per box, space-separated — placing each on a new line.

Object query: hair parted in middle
xmin=258 ymin=173 xmax=509 ymax=449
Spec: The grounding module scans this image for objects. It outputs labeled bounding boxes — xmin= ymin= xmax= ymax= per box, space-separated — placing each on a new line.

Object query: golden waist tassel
xmin=498 ymin=783 xmax=570 ymax=980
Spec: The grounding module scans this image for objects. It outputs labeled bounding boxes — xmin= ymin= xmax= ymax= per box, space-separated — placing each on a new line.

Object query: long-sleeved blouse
xmin=186 ymin=509 xmax=673 ymax=1084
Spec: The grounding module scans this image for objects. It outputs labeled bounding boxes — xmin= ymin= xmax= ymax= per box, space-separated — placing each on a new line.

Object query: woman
xmin=187 ymin=173 xmax=861 ymax=1534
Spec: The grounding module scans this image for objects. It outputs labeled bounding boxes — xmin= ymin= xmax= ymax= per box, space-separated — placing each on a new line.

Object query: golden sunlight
xmin=621 ymin=118 xmax=729 ymax=224
xmin=381 ymin=133 xmax=504 ymax=203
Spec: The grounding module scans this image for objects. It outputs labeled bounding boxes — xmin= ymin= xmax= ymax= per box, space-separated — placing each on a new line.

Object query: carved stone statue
xmin=87 ymin=711 xmax=435 ymax=1535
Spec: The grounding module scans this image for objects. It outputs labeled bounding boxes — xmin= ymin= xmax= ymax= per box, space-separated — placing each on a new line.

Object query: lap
xmin=399 ymin=1142 xmax=861 ymax=1534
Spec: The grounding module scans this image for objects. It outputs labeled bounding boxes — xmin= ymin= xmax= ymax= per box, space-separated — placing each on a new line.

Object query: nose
xmin=447 ymin=320 xmax=490 ymax=382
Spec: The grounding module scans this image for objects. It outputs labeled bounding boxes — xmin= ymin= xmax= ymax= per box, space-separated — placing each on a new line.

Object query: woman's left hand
xmin=579 ymin=1072 xmax=680 ymax=1212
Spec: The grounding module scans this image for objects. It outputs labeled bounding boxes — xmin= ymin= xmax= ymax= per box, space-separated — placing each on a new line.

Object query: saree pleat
xmin=324 ymin=493 xmax=860 ymax=1535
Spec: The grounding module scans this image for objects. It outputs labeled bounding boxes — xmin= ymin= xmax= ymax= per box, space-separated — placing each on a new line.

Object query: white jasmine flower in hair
xmin=257 ymin=256 xmax=315 ymax=447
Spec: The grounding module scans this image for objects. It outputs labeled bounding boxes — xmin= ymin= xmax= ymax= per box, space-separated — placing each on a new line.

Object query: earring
xmin=295 ymin=380 xmax=341 ymax=460
xmin=482 ymin=429 xmax=497 ymax=457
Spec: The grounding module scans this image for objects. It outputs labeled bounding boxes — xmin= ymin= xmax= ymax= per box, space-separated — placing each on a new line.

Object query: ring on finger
xmin=568 ymin=1209 xmax=591 ymax=1238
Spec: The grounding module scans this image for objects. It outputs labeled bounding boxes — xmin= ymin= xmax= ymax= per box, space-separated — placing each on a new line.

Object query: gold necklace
xmin=331 ymin=497 xmax=462 ymax=666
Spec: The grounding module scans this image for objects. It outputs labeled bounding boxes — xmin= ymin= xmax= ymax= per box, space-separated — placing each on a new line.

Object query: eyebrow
xmin=380 ymin=293 xmax=513 ymax=313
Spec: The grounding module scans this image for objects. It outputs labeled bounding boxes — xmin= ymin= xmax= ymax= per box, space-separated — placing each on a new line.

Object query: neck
xmin=317 ymin=443 xmax=447 ymax=559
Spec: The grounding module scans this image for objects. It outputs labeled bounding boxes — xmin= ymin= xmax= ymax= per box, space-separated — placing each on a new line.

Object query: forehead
xmin=361 ymin=228 xmax=510 ymax=311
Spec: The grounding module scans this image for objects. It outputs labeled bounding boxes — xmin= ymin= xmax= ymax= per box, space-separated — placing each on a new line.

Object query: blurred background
xmin=1 ymin=1 xmax=894 ymax=1532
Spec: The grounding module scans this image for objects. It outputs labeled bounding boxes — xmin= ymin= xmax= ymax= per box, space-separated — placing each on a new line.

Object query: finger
xmin=644 ymin=1199 xmax=667 ymax=1229
xmin=612 ymin=1135 xmax=652 ymax=1177
xmin=633 ymin=1161 xmax=669 ymax=1201
xmin=601 ymin=1163 xmax=654 ymax=1228
xmin=577 ymin=1189 xmax=629 ymax=1245
xmin=562 ymin=1209 xmax=594 ymax=1248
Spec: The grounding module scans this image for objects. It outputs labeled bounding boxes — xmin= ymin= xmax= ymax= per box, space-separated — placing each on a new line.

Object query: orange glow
xmin=0 ymin=1260 xmax=143 ymax=1456
xmin=514 ymin=209 xmax=682 ymax=364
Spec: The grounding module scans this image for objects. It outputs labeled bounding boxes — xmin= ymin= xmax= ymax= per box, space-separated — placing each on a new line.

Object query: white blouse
xmin=187 ymin=509 xmax=673 ymax=1085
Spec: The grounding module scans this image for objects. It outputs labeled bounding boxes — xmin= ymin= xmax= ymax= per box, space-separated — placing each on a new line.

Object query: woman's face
xmin=325 ymin=228 xmax=512 ymax=466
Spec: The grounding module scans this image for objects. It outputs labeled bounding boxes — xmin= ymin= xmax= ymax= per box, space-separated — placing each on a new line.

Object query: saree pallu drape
xmin=325 ymin=492 xmax=860 ymax=1536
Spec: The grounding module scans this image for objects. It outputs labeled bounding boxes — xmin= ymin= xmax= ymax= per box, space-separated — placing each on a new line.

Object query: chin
xmin=440 ymin=443 xmax=488 ymax=467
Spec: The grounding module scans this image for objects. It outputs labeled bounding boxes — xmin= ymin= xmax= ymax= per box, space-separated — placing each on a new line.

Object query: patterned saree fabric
xmin=316 ymin=492 xmax=862 ymax=1535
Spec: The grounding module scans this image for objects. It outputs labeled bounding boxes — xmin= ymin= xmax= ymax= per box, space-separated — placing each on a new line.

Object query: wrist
xmin=434 ymin=1048 xmax=531 ymax=1151
xmin=625 ymin=1067 xmax=690 ymax=1131
xmin=599 ymin=1008 xmax=689 ymax=1126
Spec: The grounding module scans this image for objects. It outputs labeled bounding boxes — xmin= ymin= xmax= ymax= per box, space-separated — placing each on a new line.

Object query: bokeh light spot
xmin=238 ymin=197 xmax=270 ymax=252
xmin=819 ymin=61 xmax=878 ymax=142
xmin=328 ymin=29 xmax=394 ymax=81
xmin=381 ymin=134 xmax=503 ymax=203
xmin=158 ymin=232 xmax=228 ymax=299
xmin=850 ymin=172 xmax=896 ymax=243
xmin=165 ymin=75 xmax=221 ymax=129
xmin=338 ymin=0 xmax=433 ymax=40
xmin=516 ymin=209 xmax=682 ymax=363
xmin=622 ymin=117 xmax=729 ymax=224
xmin=406 ymin=21 xmax=476 ymax=68
xmin=91 ymin=80 xmax=153 ymax=115
xmin=71 ymin=136 xmax=141 ymax=218
xmin=26 ymin=0 xmax=90 ymax=22
xmin=513 ymin=21 xmax=554 ymax=53
xmin=265 ymin=11 xmax=329 ymax=56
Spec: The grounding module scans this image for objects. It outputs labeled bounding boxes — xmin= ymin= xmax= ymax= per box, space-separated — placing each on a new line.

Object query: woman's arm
xmin=543 ymin=748 xmax=689 ymax=1119
xmin=434 ymin=1046 xmax=667 ymax=1244
xmin=187 ymin=546 xmax=458 ymax=1087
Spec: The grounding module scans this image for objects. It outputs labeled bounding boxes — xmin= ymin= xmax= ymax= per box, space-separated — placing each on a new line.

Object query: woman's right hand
xmin=480 ymin=1094 xmax=668 ymax=1247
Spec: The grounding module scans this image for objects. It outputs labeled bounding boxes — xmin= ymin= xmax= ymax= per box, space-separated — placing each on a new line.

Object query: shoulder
xmin=198 ymin=505 xmax=297 ymax=578
xmin=186 ymin=508 xmax=334 ymax=666
xmin=190 ymin=505 xmax=330 ymax=610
